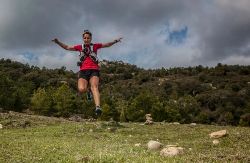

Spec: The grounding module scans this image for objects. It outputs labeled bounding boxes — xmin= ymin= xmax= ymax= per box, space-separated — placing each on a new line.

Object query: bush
xmin=31 ymin=88 xmax=54 ymax=115
xmin=196 ymin=110 xmax=211 ymax=124
xmin=53 ymin=84 xmax=76 ymax=117
xmin=126 ymin=91 xmax=156 ymax=121
xmin=164 ymin=100 xmax=181 ymax=122
xmin=218 ymin=112 xmax=234 ymax=125
xmin=239 ymin=113 xmax=250 ymax=126
xmin=178 ymin=95 xmax=200 ymax=123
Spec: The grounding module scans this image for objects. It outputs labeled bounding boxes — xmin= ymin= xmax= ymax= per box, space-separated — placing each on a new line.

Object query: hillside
xmin=0 ymin=112 xmax=250 ymax=162
xmin=0 ymin=58 xmax=250 ymax=126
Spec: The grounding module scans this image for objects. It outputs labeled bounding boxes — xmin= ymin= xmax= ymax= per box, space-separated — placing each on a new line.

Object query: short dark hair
xmin=82 ymin=30 xmax=92 ymax=37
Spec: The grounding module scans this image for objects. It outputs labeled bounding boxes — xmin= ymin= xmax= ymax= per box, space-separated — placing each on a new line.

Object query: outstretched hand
xmin=116 ymin=37 xmax=123 ymax=43
xmin=51 ymin=38 xmax=59 ymax=43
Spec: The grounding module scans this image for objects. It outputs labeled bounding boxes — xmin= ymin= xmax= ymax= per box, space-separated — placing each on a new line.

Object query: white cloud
xmin=220 ymin=55 xmax=250 ymax=66
xmin=1 ymin=0 xmax=250 ymax=70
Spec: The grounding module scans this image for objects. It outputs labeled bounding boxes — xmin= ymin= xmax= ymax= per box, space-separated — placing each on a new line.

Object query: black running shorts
xmin=78 ymin=69 xmax=100 ymax=81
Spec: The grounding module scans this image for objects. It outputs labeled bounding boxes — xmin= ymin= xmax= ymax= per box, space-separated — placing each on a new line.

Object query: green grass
xmin=1 ymin=113 xmax=250 ymax=162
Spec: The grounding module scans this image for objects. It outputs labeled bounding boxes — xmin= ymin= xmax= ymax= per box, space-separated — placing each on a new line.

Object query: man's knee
xmin=78 ymin=87 xmax=87 ymax=93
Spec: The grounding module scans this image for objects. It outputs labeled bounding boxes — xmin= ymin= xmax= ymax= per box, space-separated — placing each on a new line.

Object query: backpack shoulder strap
xmin=81 ymin=44 xmax=84 ymax=51
xmin=90 ymin=43 xmax=94 ymax=52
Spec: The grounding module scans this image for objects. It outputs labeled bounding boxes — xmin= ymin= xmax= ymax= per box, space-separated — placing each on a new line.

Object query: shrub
xmin=239 ymin=113 xmax=250 ymax=126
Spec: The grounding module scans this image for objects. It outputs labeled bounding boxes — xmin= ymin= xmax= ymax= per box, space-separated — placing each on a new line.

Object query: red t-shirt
xmin=74 ymin=43 xmax=103 ymax=70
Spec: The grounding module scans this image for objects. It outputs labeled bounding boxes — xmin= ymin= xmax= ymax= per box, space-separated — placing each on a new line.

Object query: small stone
xmin=144 ymin=120 xmax=154 ymax=125
xmin=89 ymin=129 xmax=93 ymax=132
xmin=190 ymin=123 xmax=197 ymax=126
xmin=134 ymin=143 xmax=141 ymax=147
xmin=209 ymin=130 xmax=227 ymax=138
xmin=160 ymin=147 xmax=184 ymax=157
xmin=147 ymin=140 xmax=163 ymax=150
xmin=213 ymin=139 xmax=220 ymax=145
xmin=107 ymin=127 xmax=117 ymax=132
xmin=0 ymin=124 xmax=2 ymax=129
xmin=146 ymin=117 xmax=153 ymax=121
xmin=172 ymin=122 xmax=180 ymax=125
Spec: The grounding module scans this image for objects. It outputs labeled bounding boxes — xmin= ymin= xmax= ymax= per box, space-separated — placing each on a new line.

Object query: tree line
xmin=0 ymin=58 xmax=250 ymax=126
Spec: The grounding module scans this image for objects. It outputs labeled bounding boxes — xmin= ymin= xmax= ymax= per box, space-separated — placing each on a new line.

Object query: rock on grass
xmin=209 ymin=130 xmax=227 ymax=138
xmin=147 ymin=140 xmax=163 ymax=150
xmin=160 ymin=146 xmax=184 ymax=157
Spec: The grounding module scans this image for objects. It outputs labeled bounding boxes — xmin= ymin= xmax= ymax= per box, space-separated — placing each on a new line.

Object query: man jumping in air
xmin=52 ymin=30 xmax=122 ymax=117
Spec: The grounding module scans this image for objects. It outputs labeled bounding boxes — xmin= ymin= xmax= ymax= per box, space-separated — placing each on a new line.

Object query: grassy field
xmin=1 ymin=112 xmax=250 ymax=162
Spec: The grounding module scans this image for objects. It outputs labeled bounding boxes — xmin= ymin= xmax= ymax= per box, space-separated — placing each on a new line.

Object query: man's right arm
xmin=52 ymin=38 xmax=75 ymax=51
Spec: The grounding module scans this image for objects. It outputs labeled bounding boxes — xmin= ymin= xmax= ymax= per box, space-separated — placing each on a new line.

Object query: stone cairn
xmin=144 ymin=114 xmax=154 ymax=125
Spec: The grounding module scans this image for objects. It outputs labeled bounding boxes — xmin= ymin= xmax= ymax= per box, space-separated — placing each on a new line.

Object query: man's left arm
xmin=102 ymin=37 xmax=122 ymax=48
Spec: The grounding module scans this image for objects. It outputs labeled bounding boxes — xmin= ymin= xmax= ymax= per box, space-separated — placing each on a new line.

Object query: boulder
xmin=147 ymin=140 xmax=163 ymax=150
xmin=209 ymin=130 xmax=227 ymax=138
xmin=160 ymin=146 xmax=184 ymax=157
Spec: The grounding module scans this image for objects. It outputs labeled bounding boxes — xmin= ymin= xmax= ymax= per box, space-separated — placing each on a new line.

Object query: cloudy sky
xmin=0 ymin=0 xmax=250 ymax=71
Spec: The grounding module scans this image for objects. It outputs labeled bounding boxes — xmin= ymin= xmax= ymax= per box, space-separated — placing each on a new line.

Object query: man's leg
xmin=89 ymin=76 xmax=100 ymax=107
xmin=78 ymin=78 xmax=88 ymax=94
xmin=89 ymin=76 xmax=102 ymax=116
